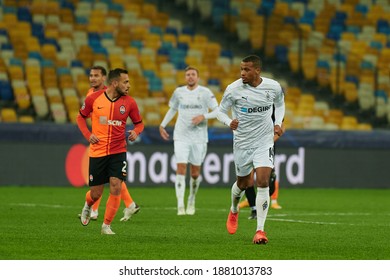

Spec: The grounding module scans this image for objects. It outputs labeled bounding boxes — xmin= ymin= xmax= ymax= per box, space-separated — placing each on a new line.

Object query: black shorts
xmin=88 ymin=152 xmax=127 ymax=186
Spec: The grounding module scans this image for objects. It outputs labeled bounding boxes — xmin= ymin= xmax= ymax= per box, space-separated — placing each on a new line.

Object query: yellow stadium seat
xmin=326 ymin=109 xmax=344 ymax=127
xmin=1 ymin=108 xmax=18 ymax=122
xmin=340 ymin=116 xmax=358 ymax=130
xmin=343 ymin=82 xmax=358 ymax=103
xmin=19 ymin=115 xmax=35 ymax=123
xmin=356 ymin=123 xmax=372 ymax=131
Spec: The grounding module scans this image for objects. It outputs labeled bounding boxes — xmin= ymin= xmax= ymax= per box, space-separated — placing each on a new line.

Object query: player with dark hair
xmin=80 ymin=66 xmax=140 ymax=222
xmin=77 ymin=68 xmax=144 ymax=234
xmin=217 ymin=55 xmax=285 ymax=244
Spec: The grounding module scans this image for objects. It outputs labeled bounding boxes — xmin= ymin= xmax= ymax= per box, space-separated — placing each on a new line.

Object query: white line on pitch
xmin=267 ymin=217 xmax=353 ymax=225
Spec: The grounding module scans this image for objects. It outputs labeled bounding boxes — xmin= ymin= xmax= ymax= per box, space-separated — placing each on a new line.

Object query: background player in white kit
xmin=217 ymin=55 xmax=285 ymax=244
xmin=159 ymin=66 xmax=219 ymax=215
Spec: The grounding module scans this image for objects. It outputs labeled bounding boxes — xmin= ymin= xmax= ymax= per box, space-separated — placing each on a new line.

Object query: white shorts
xmin=234 ymin=146 xmax=274 ymax=177
xmin=174 ymin=141 xmax=207 ymax=166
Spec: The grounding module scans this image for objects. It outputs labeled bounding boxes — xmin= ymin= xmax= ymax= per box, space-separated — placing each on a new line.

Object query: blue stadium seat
xmin=345 ymin=75 xmax=359 ymax=86
xmin=258 ymin=0 xmax=275 ymax=16
xmin=0 ymin=80 xmax=14 ymax=101
xmin=149 ymin=77 xmax=163 ymax=92
xmin=41 ymin=38 xmax=61 ymax=51
xmin=182 ymin=26 xmax=195 ymax=36
xmin=0 ymin=43 xmax=13 ymax=50
xmin=150 ymin=26 xmax=163 ymax=35
xmin=355 ymin=4 xmax=368 ymax=15
xmin=71 ymin=60 xmax=83 ymax=68
xmin=41 ymin=59 xmax=55 ymax=67
xmin=101 ymin=32 xmax=114 ymax=39
xmin=60 ymin=1 xmax=75 ymax=10
xmin=208 ymin=78 xmax=220 ymax=86
xmin=317 ymin=60 xmax=330 ymax=70
xmin=220 ymin=49 xmax=233 ymax=59
xmin=346 ymin=25 xmax=360 ymax=35
xmin=143 ymin=70 xmax=156 ymax=80
xmin=9 ymin=58 xmax=23 ymax=66
xmin=57 ymin=67 xmax=71 ymax=75
xmin=299 ymin=10 xmax=316 ymax=26
xmin=3 ymin=6 xmax=17 ymax=14
xmin=109 ymin=3 xmax=123 ymax=13
xmin=275 ymin=45 xmax=289 ymax=64
xmin=17 ymin=7 xmax=32 ymax=22
xmin=28 ymin=51 xmax=43 ymax=61
xmin=375 ymin=90 xmax=387 ymax=100
xmin=169 ymin=49 xmax=187 ymax=67
xmin=76 ymin=16 xmax=89 ymax=25
xmin=177 ymin=42 xmax=189 ymax=51
xmin=131 ymin=40 xmax=144 ymax=50
xmin=31 ymin=23 xmax=45 ymax=42
xmin=333 ymin=53 xmax=347 ymax=62
xmin=165 ymin=27 xmax=178 ymax=36
xmin=0 ymin=29 xmax=8 ymax=36
xmin=369 ymin=41 xmax=383 ymax=51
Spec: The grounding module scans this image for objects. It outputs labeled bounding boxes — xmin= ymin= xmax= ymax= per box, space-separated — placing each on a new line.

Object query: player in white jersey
xmin=217 ymin=55 xmax=285 ymax=244
xmin=159 ymin=66 xmax=219 ymax=215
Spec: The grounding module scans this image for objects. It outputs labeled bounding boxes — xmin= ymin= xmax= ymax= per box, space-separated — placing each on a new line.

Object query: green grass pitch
xmin=0 ymin=186 xmax=389 ymax=260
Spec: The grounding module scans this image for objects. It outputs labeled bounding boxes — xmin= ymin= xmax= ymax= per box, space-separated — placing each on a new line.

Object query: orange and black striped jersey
xmin=79 ymin=90 xmax=143 ymax=157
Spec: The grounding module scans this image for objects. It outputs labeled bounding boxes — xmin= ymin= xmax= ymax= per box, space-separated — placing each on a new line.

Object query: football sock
xmin=188 ymin=177 xmax=200 ymax=203
xmin=92 ymin=195 xmax=102 ymax=211
xmin=256 ymin=187 xmax=270 ymax=231
xmin=86 ymin=190 xmax=95 ymax=207
xmin=231 ymin=182 xmax=243 ymax=213
xmin=271 ymin=180 xmax=279 ymax=200
xmin=103 ymin=194 xmax=121 ymax=225
xmin=120 ymin=181 xmax=134 ymax=208
xmin=245 ymin=186 xmax=256 ymax=208
xmin=175 ymin=174 xmax=186 ymax=209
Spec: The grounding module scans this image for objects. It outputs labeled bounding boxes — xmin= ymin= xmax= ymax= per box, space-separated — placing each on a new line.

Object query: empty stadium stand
xmin=0 ymin=0 xmax=388 ymax=132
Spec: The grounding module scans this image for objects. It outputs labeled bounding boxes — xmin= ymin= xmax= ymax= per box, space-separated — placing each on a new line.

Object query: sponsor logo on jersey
xmin=107 ymin=120 xmax=123 ymax=126
xmin=240 ymin=105 xmax=272 ymax=113
xmin=179 ymin=104 xmax=203 ymax=109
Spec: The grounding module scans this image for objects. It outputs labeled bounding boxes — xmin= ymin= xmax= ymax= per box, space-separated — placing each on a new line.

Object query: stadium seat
xmin=0 ymin=0 xmax=386 ymax=129
xmin=340 ymin=116 xmax=358 ymax=130
xmin=50 ymin=102 xmax=67 ymax=124
xmin=305 ymin=116 xmax=325 ymax=130
xmin=326 ymin=109 xmax=344 ymax=127
xmin=343 ymin=81 xmax=358 ymax=103
xmin=0 ymin=108 xmax=18 ymax=122
xmin=19 ymin=115 xmax=35 ymax=123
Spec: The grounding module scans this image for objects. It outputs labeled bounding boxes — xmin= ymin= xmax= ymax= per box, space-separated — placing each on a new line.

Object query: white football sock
xmin=175 ymin=174 xmax=186 ymax=209
xmin=231 ymin=181 xmax=244 ymax=213
xmin=188 ymin=177 xmax=200 ymax=203
xmin=256 ymin=187 xmax=270 ymax=231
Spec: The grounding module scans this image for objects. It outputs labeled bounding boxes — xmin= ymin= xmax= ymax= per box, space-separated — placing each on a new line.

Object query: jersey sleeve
xmin=79 ymin=95 xmax=94 ymax=117
xmin=217 ymin=89 xmax=233 ymax=126
xmin=274 ymin=84 xmax=285 ymax=126
xmin=207 ymin=89 xmax=219 ymax=110
xmin=128 ymin=99 xmax=143 ymax=124
xmin=168 ymin=89 xmax=179 ymax=109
